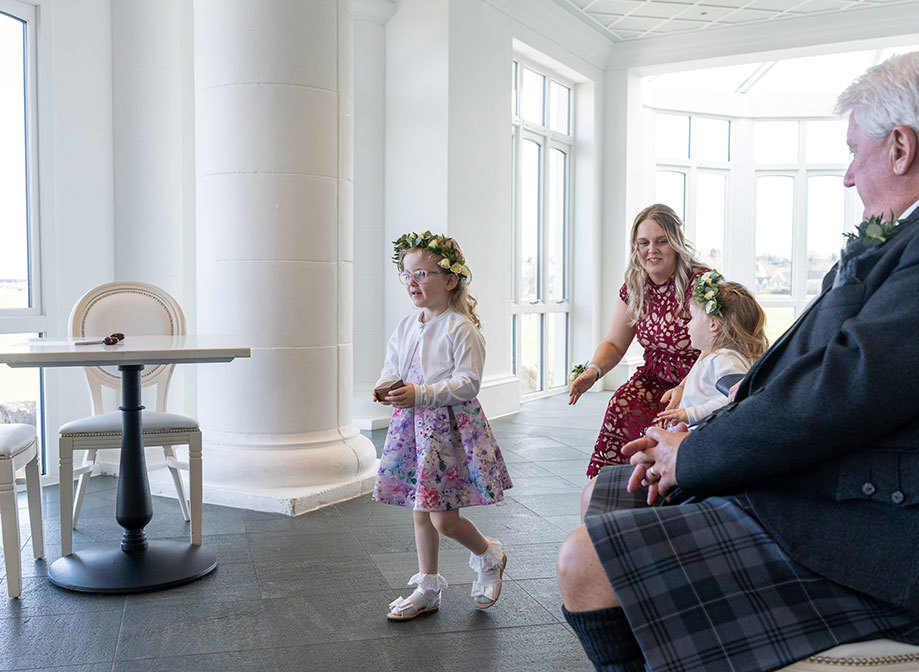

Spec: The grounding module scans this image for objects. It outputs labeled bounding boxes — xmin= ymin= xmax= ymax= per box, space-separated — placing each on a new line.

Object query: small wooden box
xmin=374 ymin=379 xmax=405 ymax=401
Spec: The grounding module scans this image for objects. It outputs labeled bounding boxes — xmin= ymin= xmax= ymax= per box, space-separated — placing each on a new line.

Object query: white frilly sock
xmin=469 ymin=537 xmax=504 ymax=572
xmin=407 ymin=572 xmax=449 ymax=593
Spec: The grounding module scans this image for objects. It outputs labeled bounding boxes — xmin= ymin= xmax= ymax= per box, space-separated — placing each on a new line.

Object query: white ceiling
xmin=555 ymin=0 xmax=918 ymax=42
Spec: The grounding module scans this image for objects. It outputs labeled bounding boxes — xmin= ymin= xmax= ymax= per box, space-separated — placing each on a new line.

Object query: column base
xmin=148 ymin=464 xmax=379 ymax=516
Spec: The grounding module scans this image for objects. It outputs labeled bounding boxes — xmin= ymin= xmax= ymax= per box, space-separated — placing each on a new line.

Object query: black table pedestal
xmin=49 ymin=364 xmax=216 ymax=593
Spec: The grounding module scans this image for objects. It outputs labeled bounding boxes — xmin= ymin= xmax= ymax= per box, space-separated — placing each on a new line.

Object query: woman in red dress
xmin=569 ymin=204 xmax=708 ymax=477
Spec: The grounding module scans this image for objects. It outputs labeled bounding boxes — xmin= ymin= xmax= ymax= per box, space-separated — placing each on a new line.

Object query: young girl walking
xmin=657 ymin=270 xmax=769 ymax=427
xmin=372 ymin=231 xmax=513 ymax=621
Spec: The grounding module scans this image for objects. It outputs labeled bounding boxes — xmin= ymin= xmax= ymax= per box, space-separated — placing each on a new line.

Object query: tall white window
xmin=654 ymin=112 xmax=731 ymax=274
xmin=511 ymin=60 xmax=572 ymax=397
xmin=0 ymin=1 xmax=45 ymax=464
xmin=753 ymin=118 xmax=856 ymax=342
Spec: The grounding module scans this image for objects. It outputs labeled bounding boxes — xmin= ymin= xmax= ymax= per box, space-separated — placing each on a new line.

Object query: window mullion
xmin=512 ymin=126 xmax=521 ymax=306
xmin=539 ymin=130 xmax=549 ymax=391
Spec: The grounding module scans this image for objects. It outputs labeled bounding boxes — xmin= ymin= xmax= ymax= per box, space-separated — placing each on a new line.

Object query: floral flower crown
xmin=392 ymin=230 xmax=470 ymax=278
xmin=693 ymin=270 xmax=723 ymax=316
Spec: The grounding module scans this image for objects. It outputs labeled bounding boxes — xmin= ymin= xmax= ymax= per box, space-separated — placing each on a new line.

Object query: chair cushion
xmin=0 ymin=423 xmax=36 ymax=457
xmin=60 ymin=410 xmax=199 ymax=436
xmin=782 ymin=638 xmax=919 ymax=669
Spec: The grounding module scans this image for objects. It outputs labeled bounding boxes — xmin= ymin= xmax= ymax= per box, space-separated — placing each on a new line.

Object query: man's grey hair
xmin=835 ymin=51 xmax=919 ymax=139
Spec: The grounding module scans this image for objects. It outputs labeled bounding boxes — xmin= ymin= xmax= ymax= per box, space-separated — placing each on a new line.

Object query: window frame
xmin=0 ymin=0 xmax=42 ymax=323
xmin=652 ymin=110 xmax=734 ymax=276
xmin=650 ymin=108 xmax=860 ymax=341
xmin=0 ymin=0 xmax=49 ymax=475
xmin=511 ymin=56 xmax=574 ymax=399
xmin=751 ymin=117 xmax=860 ymax=325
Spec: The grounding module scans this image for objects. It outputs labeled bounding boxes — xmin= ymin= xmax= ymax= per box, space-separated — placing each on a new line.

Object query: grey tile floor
xmin=0 ymin=392 xmax=612 ymax=671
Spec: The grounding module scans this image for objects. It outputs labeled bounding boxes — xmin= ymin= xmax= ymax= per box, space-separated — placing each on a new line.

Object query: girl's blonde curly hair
xmin=397 ymin=237 xmax=482 ymax=329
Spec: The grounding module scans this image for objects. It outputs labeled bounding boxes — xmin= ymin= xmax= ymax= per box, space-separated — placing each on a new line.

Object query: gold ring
xmin=647 ymin=466 xmax=659 ymax=480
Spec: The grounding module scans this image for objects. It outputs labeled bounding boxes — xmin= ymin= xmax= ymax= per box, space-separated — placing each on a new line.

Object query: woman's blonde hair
xmin=398 ymin=241 xmax=482 ymax=329
xmin=702 ymin=281 xmax=769 ymax=361
xmin=624 ymin=204 xmax=705 ymax=325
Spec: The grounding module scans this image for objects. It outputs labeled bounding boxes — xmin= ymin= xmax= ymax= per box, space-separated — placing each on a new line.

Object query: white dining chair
xmin=58 ymin=281 xmax=202 ymax=556
xmin=0 ymin=423 xmax=43 ymax=598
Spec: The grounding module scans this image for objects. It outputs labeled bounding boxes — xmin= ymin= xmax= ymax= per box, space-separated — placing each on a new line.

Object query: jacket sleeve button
xmin=891 ymin=491 xmax=905 ymax=504
xmin=862 ymin=482 xmax=876 ymax=496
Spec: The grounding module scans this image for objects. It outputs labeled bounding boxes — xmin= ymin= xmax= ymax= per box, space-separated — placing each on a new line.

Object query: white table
xmin=0 ymin=335 xmax=250 ymax=593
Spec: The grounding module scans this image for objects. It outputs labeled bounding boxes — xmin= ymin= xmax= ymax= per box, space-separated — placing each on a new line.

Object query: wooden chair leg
xmin=59 ymin=436 xmax=74 ymax=556
xmin=0 ymin=459 xmax=22 ymax=598
xmin=189 ymin=432 xmax=202 ymax=545
xmin=164 ymin=446 xmax=191 ymax=522
xmin=25 ymin=452 xmax=43 ymax=559
xmin=72 ymin=448 xmax=97 ymax=528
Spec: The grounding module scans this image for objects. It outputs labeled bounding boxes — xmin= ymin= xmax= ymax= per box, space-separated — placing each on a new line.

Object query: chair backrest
xmin=69 ymin=281 xmax=186 ymax=414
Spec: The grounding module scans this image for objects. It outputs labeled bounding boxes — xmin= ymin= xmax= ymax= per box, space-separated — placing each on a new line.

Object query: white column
xmin=194 ymin=0 xmax=377 ymax=515
xmin=352 ymin=0 xmax=395 ymax=430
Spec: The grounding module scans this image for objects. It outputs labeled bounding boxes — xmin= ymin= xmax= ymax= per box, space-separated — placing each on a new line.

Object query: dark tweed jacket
xmin=677 ymin=206 xmax=919 ymax=613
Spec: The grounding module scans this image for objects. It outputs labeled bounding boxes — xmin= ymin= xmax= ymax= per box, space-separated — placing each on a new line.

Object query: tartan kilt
xmin=585 ymin=465 xmax=919 ymax=672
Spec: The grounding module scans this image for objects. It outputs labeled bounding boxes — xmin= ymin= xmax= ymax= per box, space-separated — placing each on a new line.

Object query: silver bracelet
xmin=587 ymin=363 xmax=602 ymax=379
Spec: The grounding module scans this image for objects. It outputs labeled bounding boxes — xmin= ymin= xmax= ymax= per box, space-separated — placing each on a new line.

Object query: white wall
xmin=352 ymin=2 xmax=394 ymax=429
xmin=374 ymin=0 xmax=609 ymax=419
xmin=446 ymin=0 xmax=516 ymax=410
xmin=382 ymin=0 xmax=450 ymax=343
xmin=37 ymin=0 xmax=117 ymax=480
xmin=110 ymin=0 xmax=196 ymax=425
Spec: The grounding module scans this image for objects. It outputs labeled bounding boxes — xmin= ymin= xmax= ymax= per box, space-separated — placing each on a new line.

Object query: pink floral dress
xmin=586 ymin=270 xmax=707 ymax=477
xmin=372 ymin=348 xmax=513 ymax=511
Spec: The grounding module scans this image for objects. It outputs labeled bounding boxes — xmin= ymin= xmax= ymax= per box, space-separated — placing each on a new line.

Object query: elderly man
xmin=557 ymin=52 xmax=919 ymax=672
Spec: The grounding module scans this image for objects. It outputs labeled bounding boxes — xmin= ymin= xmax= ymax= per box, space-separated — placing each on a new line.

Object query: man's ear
xmin=890 ymin=124 xmax=918 ymax=176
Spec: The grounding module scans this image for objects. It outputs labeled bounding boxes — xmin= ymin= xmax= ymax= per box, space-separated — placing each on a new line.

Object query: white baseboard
xmin=477 ymin=374 xmax=520 ymax=420
xmin=352 ymin=390 xmax=395 ymax=431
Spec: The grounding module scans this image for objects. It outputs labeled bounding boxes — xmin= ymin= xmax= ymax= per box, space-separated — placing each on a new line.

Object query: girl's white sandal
xmin=469 ymin=538 xmax=506 ymax=609
xmin=387 ymin=572 xmax=447 ymax=621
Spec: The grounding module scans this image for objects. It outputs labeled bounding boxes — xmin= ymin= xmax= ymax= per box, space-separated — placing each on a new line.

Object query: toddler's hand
xmin=656 ymin=407 xmax=688 ymax=425
xmin=660 ymin=386 xmax=683 ymax=411
xmin=386 ymin=383 xmax=415 ymax=409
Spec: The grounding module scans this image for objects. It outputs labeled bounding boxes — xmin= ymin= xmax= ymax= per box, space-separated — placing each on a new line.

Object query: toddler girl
xmin=372 ymin=231 xmax=513 ymax=620
xmin=657 ymin=271 xmax=769 ymax=427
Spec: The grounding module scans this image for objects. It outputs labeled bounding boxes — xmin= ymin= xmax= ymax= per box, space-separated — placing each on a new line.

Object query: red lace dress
xmin=586 ymin=270 xmax=706 ymax=477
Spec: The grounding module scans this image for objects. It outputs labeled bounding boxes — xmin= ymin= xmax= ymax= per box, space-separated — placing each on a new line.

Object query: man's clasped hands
xmin=622 ymin=422 xmax=690 ymax=506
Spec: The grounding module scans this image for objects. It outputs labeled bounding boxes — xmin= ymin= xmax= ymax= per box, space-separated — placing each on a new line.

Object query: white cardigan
xmin=376 ymin=310 xmax=485 ymax=407
xmin=681 ymin=348 xmax=752 ymax=425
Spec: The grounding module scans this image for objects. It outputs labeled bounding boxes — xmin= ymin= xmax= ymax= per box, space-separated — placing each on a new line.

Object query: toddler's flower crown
xmin=693 ymin=270 xmax=723 ymax=316
xmin=392 ymin=230 xmax=470 ymax=278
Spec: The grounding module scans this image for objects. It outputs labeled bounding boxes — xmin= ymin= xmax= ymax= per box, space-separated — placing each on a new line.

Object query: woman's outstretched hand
xmin=622 ymin=423 xmax=689 ymax=505
xmin=569 ymin=369 xmax=599 ymax=405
